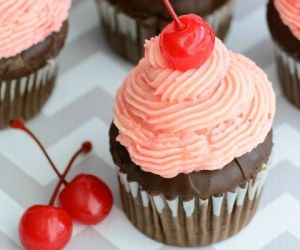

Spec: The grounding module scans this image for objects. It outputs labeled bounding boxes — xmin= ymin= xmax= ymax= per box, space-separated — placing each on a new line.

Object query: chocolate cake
xmin=109 ymin=1 xmax=275 ymax=246
xmin=0 ymin=0 xmax=71 ymax=128
xmin=0 ymin=23 xmax=68 ymax=128
xmin=267 ymin=0 xmax=300 ymax=108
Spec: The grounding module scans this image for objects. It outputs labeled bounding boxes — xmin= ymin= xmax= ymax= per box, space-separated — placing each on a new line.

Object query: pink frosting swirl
xmin=114 ymin=37 xmax=275 ymax=178
xmin=0 ymin=0 xmax=71 ymax=59
xmin=274 ymin=0 xmax=300 ymax=40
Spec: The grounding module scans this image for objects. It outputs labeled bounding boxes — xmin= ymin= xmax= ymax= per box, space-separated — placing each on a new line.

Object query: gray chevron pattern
xmin=0 ymin=0 xmax=299 ymax=249
xmin=263 ymin=232 xmax=300 ymax=250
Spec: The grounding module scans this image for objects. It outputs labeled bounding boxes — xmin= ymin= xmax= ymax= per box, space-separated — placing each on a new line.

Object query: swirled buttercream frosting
xmin=274 ymin=0 xmax=300 ymax=40
xmin=114 ymin=37 xmax=275 ymax=178
xmin=0 ymin=0 xmax=71 ymax=59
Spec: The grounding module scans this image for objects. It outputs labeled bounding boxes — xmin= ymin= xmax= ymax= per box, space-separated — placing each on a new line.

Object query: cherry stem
xmin=49 ymin=142 xmax=92 ymax=206
xmin=9 ymin=119 xmax=68 ymax=185
xmin=163 ymin=0 xmax=184 ymax=30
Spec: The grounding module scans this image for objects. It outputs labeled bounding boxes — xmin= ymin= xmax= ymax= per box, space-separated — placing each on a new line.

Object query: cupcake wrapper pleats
xmin=117 ymin=164 xmax=269 ymax=246
xmin=95 ymin=0 xmax=234 ymax=63
xmin=0 ymin=59 xmax=57 ymax=128
xmin=274 ymin=43 xmax=300 ymax=108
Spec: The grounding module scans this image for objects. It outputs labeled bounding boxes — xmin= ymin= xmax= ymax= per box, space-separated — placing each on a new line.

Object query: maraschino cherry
xmin=10 ymin=119 xmax=113 ymax=226
xmin=53 ymin=141 xmax=113 ymax=225
xmin=19 ymin=205 xmax=72 ymax=250
xmin=16 ymin=140 xmax=93 ymax=250
xmin=58 ymin=173 xmax=113 ymax=225
xmin=160 ymin=0 xmax=215 ymax=71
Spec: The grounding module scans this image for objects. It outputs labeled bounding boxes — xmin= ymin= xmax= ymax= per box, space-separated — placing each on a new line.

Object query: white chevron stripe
xmin=42 ymin=53 xmax=130 ymax=116
xmin=0 ymin=118 xmax=113 ymax=186
xmin=0 ymin=191 xmax=23 ymax=246
xmin=215 ymin=194 xmax=300 ymax=250
xmin=272 ymin=124 xmax=300 ymax=168
xmin=71 ymin=223 xmax=87 ymax=239
xmin=93 ymin=205 xmax=162 ymax=250
xmin=226 ymin=4 xmax=268 ymax=53
xmin=67 ymin=0 xmax=98 ymax=44
xmin=48 ymin=117 xmax=113 ymax=171
xmin=264 ymin=63 xmax=282 ymax=97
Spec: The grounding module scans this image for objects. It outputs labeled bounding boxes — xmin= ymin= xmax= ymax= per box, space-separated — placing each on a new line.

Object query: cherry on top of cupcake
xmin=159 ymin=0 xmax=215 ymax=71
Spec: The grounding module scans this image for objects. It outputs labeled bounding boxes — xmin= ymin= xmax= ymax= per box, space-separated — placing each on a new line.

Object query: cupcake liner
xmin=273 ymin=43 xmax=300 ymax=108
xmin=96 ymin=0 xmax=234 ymax=63
xmin=117 ymin=164 xmax=269 ymax=246
xmin=0 ymin=59 xmax=57 ymax=128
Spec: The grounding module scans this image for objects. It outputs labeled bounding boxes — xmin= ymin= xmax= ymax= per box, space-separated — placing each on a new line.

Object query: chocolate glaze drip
xmin=0 ymin=21 xmax=68 ymax=80
xmin=109 ymin=124 xmax=273 ymax=200
xmin=267 ymin=0 xmax=300 ymax=60
xmin=109 ymin=0 xmax=228 ymax=18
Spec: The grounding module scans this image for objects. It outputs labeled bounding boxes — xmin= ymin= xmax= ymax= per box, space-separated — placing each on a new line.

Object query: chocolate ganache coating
xmin=267 ymin=0 xmax=300 ymax=60
xmin=109 ymin=123 xmax=273 ymax=200
xmin=0 ymin=21 xmax=68 ymax=80
xmin=109 ymin=0 xmax=229 ymax=19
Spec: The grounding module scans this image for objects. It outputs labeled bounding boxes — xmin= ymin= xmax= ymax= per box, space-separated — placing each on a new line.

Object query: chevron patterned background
xmin=0 ymin=0 xmax=298 ymax=249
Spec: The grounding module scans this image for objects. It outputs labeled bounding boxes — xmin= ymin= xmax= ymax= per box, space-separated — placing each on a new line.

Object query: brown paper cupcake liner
xmin=274 ymin=43 xmax=300 ymax=108
xmin=117 ymin=164 xmax=269 ymax=246
xmin=96 ymin=0 xmax=234 ymax=63
xmin=0 ymin=59 xmax=57 ymax=128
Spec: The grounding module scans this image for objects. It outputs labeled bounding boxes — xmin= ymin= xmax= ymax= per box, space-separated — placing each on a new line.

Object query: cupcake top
xmin=0 ymin=0 xmax=71 ymax=59
xmin=274 ymin=0 xmax=300 ymax=40
xmin=113 ymin=13 xmax=275 ymax=179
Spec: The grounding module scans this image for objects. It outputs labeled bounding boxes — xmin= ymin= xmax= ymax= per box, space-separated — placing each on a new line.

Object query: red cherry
xmin=10 ymin=119 xmax=113 ymax=228
xmin=19 ymin=205 xmax=72 ymax=250
xmin=160 ymin=0 xmax=215 ymax=71
xmin=59 ymin=174 xmax=113 ymax=225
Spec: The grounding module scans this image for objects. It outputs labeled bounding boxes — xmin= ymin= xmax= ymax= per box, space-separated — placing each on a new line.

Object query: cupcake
xmin=267 ymin=0 xmax=300 ymax=108
xmin=95 ymin=0 xmax=234 ymax=63
xmin=109 ymin=3 xmax=275 ymax=247
xmin=0 ymin=0 xmax=71 ymax=128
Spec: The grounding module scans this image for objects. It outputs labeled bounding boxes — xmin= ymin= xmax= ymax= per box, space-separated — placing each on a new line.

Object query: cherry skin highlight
xmin=59 ymin=174 xmax=113 ymax=225
xmin=19 ymin=205 xmax=72 ymax=250
xmin=160 ymin=14 xmax=215 ymax=71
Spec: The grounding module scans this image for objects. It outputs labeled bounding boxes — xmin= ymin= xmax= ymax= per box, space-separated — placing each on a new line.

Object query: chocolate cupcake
xmin=0 ymin=0 xmax=71 ymax=128
xmin=267 ymin=0 xmax=300 ymax=108
xmin=95 ymin=0 xmax=234 ymax=63
xmin=109 ymin=6 xmax=275 ymax=247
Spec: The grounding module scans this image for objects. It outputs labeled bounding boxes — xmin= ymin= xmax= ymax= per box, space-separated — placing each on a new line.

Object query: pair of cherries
xmin=10 ymin=120 xmax=113 ymax=250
